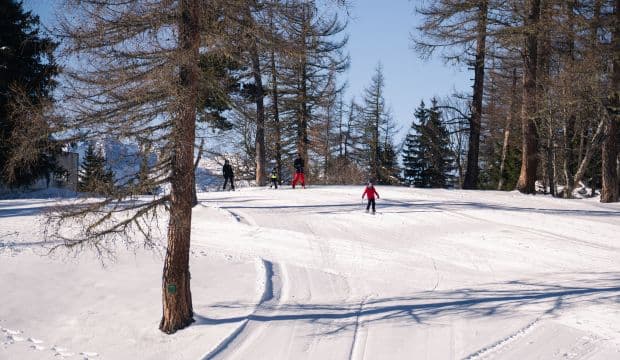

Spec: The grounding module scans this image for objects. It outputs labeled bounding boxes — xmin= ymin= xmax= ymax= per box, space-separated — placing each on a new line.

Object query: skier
xmin=269 ymin=168 xmax=278 ymax=189
xmin=292 ymin=155 xmax=305 ymax=189
xmin=222 ymin=159 xmax=235 ymax=191
xmin=362 ymin=181 xmax=380 ymax=214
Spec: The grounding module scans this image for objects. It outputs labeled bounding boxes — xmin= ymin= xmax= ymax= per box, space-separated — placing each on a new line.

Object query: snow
xmin=1 ymin=186 xmax=620 ymax=359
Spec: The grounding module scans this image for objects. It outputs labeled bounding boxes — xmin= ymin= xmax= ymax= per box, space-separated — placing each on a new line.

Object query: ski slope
xmin=1 ymin=186 xmax=619 ymax=359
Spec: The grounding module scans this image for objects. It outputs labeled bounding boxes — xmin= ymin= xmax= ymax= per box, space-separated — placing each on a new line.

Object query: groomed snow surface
xmin=1 ymin=186 xmax=619 ymax=359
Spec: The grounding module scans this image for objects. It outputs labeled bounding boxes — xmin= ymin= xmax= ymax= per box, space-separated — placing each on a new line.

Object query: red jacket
xmin=362 ymin=186 xmax=379 ymax=200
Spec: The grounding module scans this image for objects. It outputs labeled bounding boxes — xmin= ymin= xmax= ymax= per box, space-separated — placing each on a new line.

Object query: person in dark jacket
xmin=269 ymin=169 xmax=278 ymax=189
xmin=222 ymin=159 xmax=235 ymax=191
xmin=362 ymin=182 xmax=380 ymax=213
xmin=292 ymin=155 xmax=305 ymax=189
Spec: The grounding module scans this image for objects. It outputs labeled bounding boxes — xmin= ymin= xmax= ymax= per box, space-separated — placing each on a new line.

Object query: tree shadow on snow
xmin=194 ymin=273 xmax=620 ymax=336
xmin=380 ymin=199 xmax=620 ymax=218
xmin=200 ymin=197 xmax=620 ymax=217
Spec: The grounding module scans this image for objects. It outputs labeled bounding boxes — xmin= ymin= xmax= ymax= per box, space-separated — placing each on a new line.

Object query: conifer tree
xmin=79 ymin=144 xmax=114 ymax=194
xmin=361 ymin=64 xmax=398 ymax=184
xmin=403 ymin=101 xmax=430 ymax=187
xmin=402 ymin=128 xmax=418 ymax=186
xmin=0 ymin=0 xmax=58 ymax=187
xmin=404 ymin=100 xmax=454 ymax=188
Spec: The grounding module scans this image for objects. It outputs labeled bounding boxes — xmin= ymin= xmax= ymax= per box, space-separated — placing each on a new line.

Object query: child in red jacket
xmin=362 ymin=182 xmax=380 ymax=213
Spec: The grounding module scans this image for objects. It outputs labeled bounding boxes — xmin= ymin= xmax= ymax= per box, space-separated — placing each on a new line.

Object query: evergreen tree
xmin=404 ymin=99 xmax=454 ymax=188
xmin=0 ymin=0 xmax=58 ymax=187
xmin=425 ymin=100 xmax=454 ymax=187
xmin=79 ymin=144 xmax=114 ymax=194
xmin=402 ymin=101 xmax=429 ymax=186
xmin=378 ymin=141 xmax=400 ymax=185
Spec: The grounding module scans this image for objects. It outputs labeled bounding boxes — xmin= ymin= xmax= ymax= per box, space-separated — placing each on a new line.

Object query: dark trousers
xmin=270 ymin=178 xmax=278 ymax=189
xmin=223 ymin=176 xmax=235 ymax=190
xmin=366 ymin=198 xmax=376 ymax=212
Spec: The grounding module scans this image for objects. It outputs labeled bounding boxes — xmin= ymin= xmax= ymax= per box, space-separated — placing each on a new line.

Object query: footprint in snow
xmin=52 ymin=345 xmax=75 ymax=357
xmin=9 ymin=335 xmax=25 ymax=342
xmin=56 ymin=351 xmax=75 ymax=357
xmin=81 ymin=351 xmax=99 ymax=358
xmin=30 ymin=344 xmax=46 ymax=351
xmin=3 ymin=328 xmax=22 ymax=335
xmin=28 ymin=337 xmax=44 ymax=344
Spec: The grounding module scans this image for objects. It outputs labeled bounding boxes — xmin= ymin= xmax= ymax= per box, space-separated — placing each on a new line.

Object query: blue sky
xmin=24 ymin=0 xmax=471 ymax=143
xmin=345 ymin=1 xmax=470 ymax=141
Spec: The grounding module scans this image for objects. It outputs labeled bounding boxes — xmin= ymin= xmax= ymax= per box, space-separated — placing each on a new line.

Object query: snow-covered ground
xmin=1 ymin=186 xmax=619 ymax=359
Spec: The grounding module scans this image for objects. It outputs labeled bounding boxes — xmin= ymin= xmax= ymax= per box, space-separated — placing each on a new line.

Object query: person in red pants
xmin=362 ymin=182 xmax=380 ymax=213
xmin=292 ymin=155 xmax=305 ymax=189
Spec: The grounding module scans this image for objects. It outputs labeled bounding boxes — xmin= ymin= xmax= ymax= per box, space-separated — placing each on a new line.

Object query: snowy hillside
xmin=1 ymin=186 xmax=619 ymax=359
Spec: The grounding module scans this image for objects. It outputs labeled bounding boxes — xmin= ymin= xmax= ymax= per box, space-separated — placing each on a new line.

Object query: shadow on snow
xmin=194 ymin=273 xmax=620 ymax=336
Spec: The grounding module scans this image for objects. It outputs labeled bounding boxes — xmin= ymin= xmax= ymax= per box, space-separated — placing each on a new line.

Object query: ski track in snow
xmin=199 ymin=203 xmax=251 ymax=225
xmin=348 ymin=295 xmax=371 ymax=360
xmin=2 ymin=186 xmax=620 ymax=359
xmin=194 ymin=188 xmax=620 ymax=358
xmin=201 ymin=258 xmax=283 ymax=360
xmin=463 ymin=317 xmax=542 ymax=360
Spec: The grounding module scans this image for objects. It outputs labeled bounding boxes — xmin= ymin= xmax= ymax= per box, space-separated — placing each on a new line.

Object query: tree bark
xmin=245 ymin=4 xmax=266 ymax=187
xmin=601 ymin=0 xmax=620 ymax=203
xmin=463 ymin=0 xmax=488 ymax=190
xmin=250 ymin=47 xmax=267 ymax=186
xmin=191 ymin=138 xmax=204 ymax=207
xmin=517 ymin=0 xmax=541 ymax=194
xmin=159 ymin=0 xmax=199 ymax=334
xmin=298 ymin=62 xmax=309 ymax=171
xmin=546 ymin=124 xmax=556 ymax=196
xmin=498 ymin=69 xmax=517 ymax=191
xmin=572 ymin=118 xmax=606 ymax=191
xmin=270 ymin=49 xmax=283 ymax=184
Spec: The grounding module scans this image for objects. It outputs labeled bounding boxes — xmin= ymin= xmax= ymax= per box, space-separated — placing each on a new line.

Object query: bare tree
xmin=516 ymin=0 xmax=542 ymax=194
xmin=602 ymin=0 xmax=620 ymax=203
xmin=415 ymin=0 xmax=495 ymax=189
xmin=276 ymin=0 xmax=348 ymax=179
xmin=48 ymin=0 xmax=253 ymax=334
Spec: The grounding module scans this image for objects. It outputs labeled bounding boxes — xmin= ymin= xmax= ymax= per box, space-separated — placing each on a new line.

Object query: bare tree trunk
xmin=250 ymin=47 xmax=267 ymax=186
xmin=270 ymin=50 xmax=283 ymax=184
xmin=498 ymin=69 xmax=517 ymax=191
xmin=562 ymin=116 xmax=576 ymax=197
xmin=517 ymin=0 xmax=541 ymax=194
xmin=602 ymin=0 xmax=620 ymax=203
xmin=546 ymin=124 xmax=556 ymax=196
xmin=191 ymin=138 xmax=204 ymax=207
xmin=463 ymin=0 xmax=488 ymax=190
xmin=298 ymin=65 xmax=309 ymax=170
xmin=159 ymin=0 xmax=199 ymax=334
xmin=572 ymin=118 xmax=606 ymax=190
xmin=245 ymin=3 xmax=266 ymax=187
xmin=601 ymin=120 xmax=619 ymax=202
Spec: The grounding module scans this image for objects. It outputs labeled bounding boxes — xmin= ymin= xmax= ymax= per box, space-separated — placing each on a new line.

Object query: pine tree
xmin=0 ymin=0 xmax=58 ymax=187
xmin=403 ymin=101 xmax=428 ymax=187
xmin=404 ymin=100 xmax=454 ymax=188
xmin=426 ymin=99 xmax=454 ymax=187
xmin=402 ymin=133 xmax=417 ymax=186
xmin=379 ymin=141 xmax=400 ymax=185
xmin=79 ymin=144 xmax=114 ymax=194
xmin=403 ymin=102 xmax=426 ymax=185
